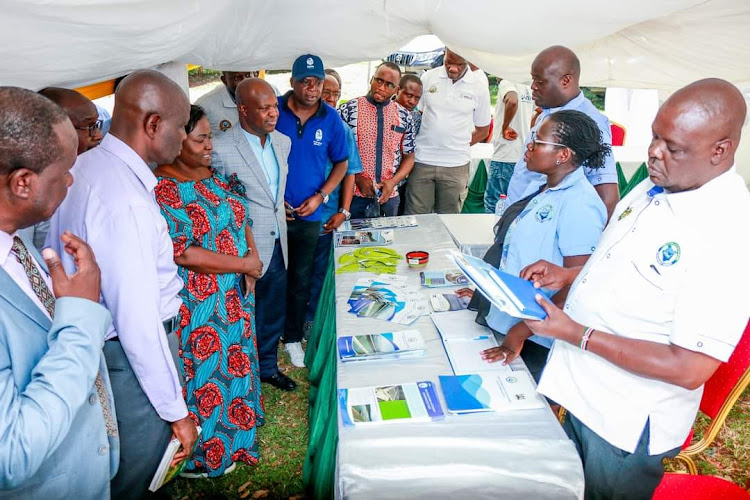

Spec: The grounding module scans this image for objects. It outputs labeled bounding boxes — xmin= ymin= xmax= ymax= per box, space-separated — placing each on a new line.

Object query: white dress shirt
xmin=538 ymin=168 xmax=750 ymax=455
xmin=47 ymin=134 xmax=187 ymax=422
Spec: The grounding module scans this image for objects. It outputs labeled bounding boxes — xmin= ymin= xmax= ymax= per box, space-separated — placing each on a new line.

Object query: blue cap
xmin=292 ymin=54 xmax=325 ymax=81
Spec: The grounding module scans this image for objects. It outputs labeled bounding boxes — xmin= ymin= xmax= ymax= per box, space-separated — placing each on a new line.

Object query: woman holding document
xmin=154 ymin=105 xmax=265 ymax=477
xmin=468 ymin=110 xmax=610 ymax=381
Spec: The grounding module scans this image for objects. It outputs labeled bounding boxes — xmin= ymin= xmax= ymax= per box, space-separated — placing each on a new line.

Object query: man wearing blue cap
xmin=276 ymin=54 xmax=349 ymax=367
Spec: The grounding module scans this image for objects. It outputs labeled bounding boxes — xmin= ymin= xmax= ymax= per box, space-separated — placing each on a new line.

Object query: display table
xmin=439 ymin=213 xmax=496 ymax=257
xmin=304 ymin=214 xmax=584 ymax=499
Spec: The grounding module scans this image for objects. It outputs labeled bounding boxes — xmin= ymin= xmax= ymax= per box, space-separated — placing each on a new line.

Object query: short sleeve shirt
xmin=505 ymin=92 xmax=618 ymax=205
xmin=276 ymin=94 xmax=349 ymax=221
xmin=415 ymin=66 xmax=492 ymax=167
xmin=538 ymin=168 xmax=750 ymax=455
xmin=485 ymin=167 xmax=606 ymax=338
xmin=319 ymin=126 xmax=363 ymax=229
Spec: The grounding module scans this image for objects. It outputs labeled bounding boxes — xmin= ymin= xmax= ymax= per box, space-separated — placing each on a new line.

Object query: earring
xmin=556 ymin=159 xmax=561 ymax=165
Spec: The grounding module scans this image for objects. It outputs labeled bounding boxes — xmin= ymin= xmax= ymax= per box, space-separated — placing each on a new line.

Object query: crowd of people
xmin=0 ymin=43 xmax=748 ymax=500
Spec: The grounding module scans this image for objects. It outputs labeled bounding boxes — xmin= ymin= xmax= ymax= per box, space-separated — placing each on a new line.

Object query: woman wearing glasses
xmin=467 ymin=110 xmax=609 ymax=381
xmin=153 ymin=105 xmax=265 ymax=477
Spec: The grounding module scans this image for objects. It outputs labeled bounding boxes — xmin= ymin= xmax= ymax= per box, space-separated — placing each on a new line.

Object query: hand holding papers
xmin=450 ymin=251 xmax=547 ymax=321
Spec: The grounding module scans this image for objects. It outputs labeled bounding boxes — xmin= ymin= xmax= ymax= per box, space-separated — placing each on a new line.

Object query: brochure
xmin=438 ymin=372 xmax=544 ymax=414
xmin=419 ymin=269 xmax=469 ymax=288
xmin=334 ymin=229 xmax=394 ymax=247
xmin=347 ymin=277 xmax=429 ymax=325
xmin=340 ymin=215 xmax=418 ymax=231
xmin=148 ymin=426 xmax=202 ymax=492
xmin=450 ymin=251 xmax=547 ymax=321
xmin=429 ymin=292 xmax=470 ymax=312
xmin=339 ymin=381 xmax=444 ymax=426
xmin=338 ymin=329 xmax=425 ymax=362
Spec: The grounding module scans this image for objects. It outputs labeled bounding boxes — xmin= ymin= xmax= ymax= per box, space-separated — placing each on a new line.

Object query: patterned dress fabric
xmin=155 ymin=170 xmax=264 ymax=476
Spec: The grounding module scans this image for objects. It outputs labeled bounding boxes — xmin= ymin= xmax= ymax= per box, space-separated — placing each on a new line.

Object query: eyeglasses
xmin=75 ymin=119 xmax=103 ymax=137
xmin=371 ymin=77 xmax=396 ymax=90
xmin=529 ymin=130 xmax=570 ymax=151
xmin=322 ymin=90 xmax=341 ymax=99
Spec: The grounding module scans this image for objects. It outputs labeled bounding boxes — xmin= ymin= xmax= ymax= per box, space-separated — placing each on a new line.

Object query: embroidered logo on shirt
xmin=219 ymin=119 xmax=232 ymax=132
xmin=428 ymin=85 xmax=438 ymax=93
xmin=618 ymin=206 xmax=633 ymax=221
xmin=313 ymin=128 xmax=323 ymax=146
xmin=459 ymin=92 xmax=474 ymax=100
xmin=535 ymin=204 xmax=554 ymax=223
xmin=656 ymin=242 xmax=680 ymax=266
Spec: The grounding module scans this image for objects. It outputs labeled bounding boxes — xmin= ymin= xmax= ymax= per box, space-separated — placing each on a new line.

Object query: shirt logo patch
xmin=535 ymin=204 xmax=554 ymax=223
xmin=219 ymin=119 xmax=232 ymax=132
xmin=656 ymin=242 xmax=680 ymax=266
xmin=428 ymin=85 xmax=438 ymax=93
xmin=618 ymin=206 xmax=632 ymax=221
xmin=313 ymin=128 xmax=323 ymax=146
xmin=459 ymin=92 xmax=474 ymax=100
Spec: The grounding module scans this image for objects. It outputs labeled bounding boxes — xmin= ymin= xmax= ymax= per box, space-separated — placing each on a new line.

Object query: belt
xmin=106 ymin=316 xmax=179 ymax=342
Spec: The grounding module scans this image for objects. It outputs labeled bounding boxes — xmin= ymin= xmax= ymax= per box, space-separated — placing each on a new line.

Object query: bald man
xmin=211 ymin=78 xmax=296 ymax=390
xmin=47 ymin=69 xmax=198 ymax=499
xmin=507 ymin=79 xmax=750 ymax=499
xmin=505 ymin=45 xmax=619 ymax=218
xmin=19 ymin=88 xmax=103 ymax=251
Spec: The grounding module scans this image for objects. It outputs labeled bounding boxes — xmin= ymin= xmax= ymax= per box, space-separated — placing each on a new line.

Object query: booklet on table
xmin=419 ymin=269 xmax=469 ymax=288
xmin=338 ymin=329 xmax=425 ymax=362
xmin=334 ymin=229 xmax=394 ymax=247
xmin=339 ymin=381 xmax=444 ymax=426
xmin=429 ymin=292 xmax=470 ymax=312
xmin=450 ymin=251 xmax=547 ymax=321
xmin=439 ymin=372 xmax=544 ymax=414
xmin=340 ymin=215 xmax=418 ymax=231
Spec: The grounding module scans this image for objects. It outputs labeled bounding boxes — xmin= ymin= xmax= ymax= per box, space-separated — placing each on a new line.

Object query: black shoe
xmin=261 ymin=371 xmax=297 ymax=391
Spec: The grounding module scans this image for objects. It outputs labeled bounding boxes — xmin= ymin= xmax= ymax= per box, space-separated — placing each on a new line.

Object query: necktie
xmin=11 ymin=236 xmax=118 ymax=437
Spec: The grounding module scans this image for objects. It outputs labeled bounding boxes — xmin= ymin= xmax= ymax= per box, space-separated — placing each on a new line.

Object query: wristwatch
xmin=316 ymin=189 xmax=330 ymax=204
xmin=338 ymin=208 xmax=351 ymax=220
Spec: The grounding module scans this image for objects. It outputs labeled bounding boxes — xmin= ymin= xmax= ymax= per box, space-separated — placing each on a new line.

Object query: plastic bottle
xmin=494 ymin=194 xmax=508 ymax=222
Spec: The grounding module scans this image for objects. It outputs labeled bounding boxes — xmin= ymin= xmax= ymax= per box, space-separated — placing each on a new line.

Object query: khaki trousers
xmin=404 ymin=161 xmax=470 ymax=214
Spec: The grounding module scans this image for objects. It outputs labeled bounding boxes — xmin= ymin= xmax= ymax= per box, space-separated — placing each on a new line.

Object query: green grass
xmin=167 ymin=349 xmax=309 ymax=500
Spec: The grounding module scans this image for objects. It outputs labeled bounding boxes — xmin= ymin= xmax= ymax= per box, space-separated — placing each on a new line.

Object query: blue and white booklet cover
xmin=450 ymin=251 xmax=547 ymax=321
xmin=338 ymin=329 xmax=425 ymax=362
xmin=438 ymin=372 xmax=544 ymax=414
xmin=339 ymin=381 xmax=444 ymax=426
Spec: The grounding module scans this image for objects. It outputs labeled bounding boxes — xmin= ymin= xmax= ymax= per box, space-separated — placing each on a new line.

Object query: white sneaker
xmin=285 ymin=342 xmax=306 ymax=368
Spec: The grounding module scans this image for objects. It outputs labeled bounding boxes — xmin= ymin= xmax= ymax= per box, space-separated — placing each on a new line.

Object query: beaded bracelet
xmin=579 ymin=326 xmax=595 ymax=351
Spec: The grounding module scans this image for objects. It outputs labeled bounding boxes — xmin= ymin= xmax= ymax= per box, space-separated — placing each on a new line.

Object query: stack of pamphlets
xmin=419 ymin=269 xmax=469 ymax=288
xmin=339 ymin=381 xmax=444 ymax=426
xmin=347 ymin=275 xmax=429 ymax=325
xmin=334 ymin=229 xmax=394 ymax=247
xmin=429 ymin=292 xmax=470 ymax=312
xmin=340 ymin=215 xmax=418 ymax=231
xmin=148 ymin=426 xmax=202 ymax=492
xmin=450 ymin=251 xmax=547 ymax=320
xmin=338 ymin=329 xmax=425 ymax=362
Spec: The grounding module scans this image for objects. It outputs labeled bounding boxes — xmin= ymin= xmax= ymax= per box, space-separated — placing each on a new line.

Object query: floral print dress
xmin=155 ymin=171 xmax=264 ymax=476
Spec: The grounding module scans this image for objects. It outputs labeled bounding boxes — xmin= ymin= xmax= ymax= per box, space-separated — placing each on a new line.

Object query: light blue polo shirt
xmin=505 ymin=91 xmax=617 ymax=205
xmin=319 ymin=126 xmax=363 ymax=232
xmin=486 ymin=167 xmax=607 ymax=347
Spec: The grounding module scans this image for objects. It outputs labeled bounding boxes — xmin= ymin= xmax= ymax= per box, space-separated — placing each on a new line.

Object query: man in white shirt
xmin=47 ymin=70 xmax=198 ymax=499
xmin=511 ymin=78 xmax=750 ymax=499
xmin=404 ymin=48 xmax=491 ymax=214
xmin=484 ymin=80 xmax=534 ymax=213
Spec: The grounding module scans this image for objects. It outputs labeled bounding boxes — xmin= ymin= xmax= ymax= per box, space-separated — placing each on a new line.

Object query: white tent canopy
xmin=2 ymin=0 xmax=750 ymax=91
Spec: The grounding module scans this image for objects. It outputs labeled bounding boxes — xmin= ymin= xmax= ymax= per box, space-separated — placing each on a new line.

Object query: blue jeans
xmin=484 ymin=160 xmax=515 ymax=213
xmin=255 ymin=240 xmax=287 ymax=377
xmin=305 ymin=232 xmax=333 ymax=324
xmin=563 ymin=412 xmax=681 ymax=500
xmin=350 ymin=195 xmax=400 ymax=219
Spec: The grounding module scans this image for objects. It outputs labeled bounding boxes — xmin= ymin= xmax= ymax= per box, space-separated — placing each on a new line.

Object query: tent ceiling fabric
xmin=1 ymin=0 xmax=749 ymax=90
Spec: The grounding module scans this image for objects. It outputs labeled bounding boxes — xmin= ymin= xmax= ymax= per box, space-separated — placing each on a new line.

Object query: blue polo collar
xmin=281 ymin=91 xmax=327 ymax=119
xmin=547 ymin=166 xmax=586 ymax=191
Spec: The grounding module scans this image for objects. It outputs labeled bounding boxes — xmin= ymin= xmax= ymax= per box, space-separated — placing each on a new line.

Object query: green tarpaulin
xmin=461 ymin=160 xmax=488 ymax=214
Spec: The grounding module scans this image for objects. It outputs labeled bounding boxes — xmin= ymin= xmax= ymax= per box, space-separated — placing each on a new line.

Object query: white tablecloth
xmin=335 ymin=214 xmax=584 ymax=499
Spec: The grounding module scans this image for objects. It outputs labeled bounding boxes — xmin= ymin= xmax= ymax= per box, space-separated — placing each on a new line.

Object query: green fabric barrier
xmin=303 ymin=246 xmax=338 ymax=499
xmin=616 ymin=162 xmax=628 ymax=195
xmin=621 ymin=162 xmax=649 ymax=198
xmin=461 ymin=159 xmax=488 ymax=213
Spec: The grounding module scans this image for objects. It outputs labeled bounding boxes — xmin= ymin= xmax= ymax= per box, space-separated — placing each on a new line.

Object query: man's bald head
xmin=647 ymin=78 xmax=746 ymax=192
xmin=236 ymin=78 xmax=279 ymax=138
xmin=110 ymin=69 xmax=190 ymax=166
xmin=530 ymin=45 xmax=581 ymax=108
xmin=39 ymin=87 xmax=102 ymax=154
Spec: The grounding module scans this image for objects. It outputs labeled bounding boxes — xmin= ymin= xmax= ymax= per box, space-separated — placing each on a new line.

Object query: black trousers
xmin=255 ymin=240 xmax=287 ymax=377
xmin=284 ymin=218 xmax=321 ymax=343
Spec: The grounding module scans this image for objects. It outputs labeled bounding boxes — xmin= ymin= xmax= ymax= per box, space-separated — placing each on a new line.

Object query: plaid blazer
xmin=212 ymin=127 xmax=291 ymax=276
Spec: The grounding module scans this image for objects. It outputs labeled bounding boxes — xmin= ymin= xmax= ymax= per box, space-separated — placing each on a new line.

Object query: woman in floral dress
xmin=154 ymin=105 xmax=264 ymax=477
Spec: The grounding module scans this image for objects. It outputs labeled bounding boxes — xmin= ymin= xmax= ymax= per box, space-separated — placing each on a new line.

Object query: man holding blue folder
xmin=511 ymin=79 xmax=750 ymax=500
